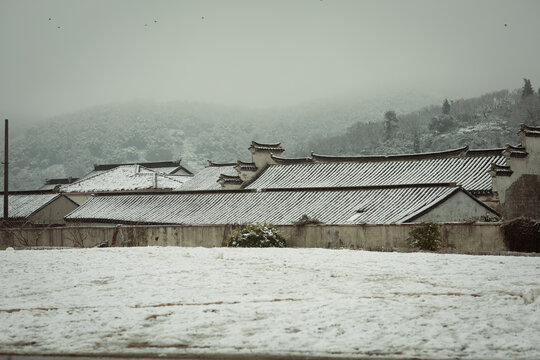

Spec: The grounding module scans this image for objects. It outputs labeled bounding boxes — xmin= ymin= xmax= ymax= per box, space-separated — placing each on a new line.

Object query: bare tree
xmin=65 ymin=222 xmax=89 ymax=248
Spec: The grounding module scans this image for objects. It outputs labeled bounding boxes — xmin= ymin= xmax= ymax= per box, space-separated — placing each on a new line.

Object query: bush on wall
xmin=227 ymin=223 xmax=287 ymax=248
xmin=501 ymin=218 xmax=540 ymax=252
xmin=407 ymin=222 xmax=441 ymax=251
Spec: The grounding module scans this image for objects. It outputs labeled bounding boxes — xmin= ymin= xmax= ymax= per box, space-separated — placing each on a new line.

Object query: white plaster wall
xmin=413 ymin=191 xmax=497 ymax=223
xmin=29 ymin=196 xmax=79 ymax=225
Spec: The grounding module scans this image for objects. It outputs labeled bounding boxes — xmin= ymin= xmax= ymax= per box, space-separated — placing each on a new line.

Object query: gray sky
xmin=1 ymin=0 xmax=539 ymax=118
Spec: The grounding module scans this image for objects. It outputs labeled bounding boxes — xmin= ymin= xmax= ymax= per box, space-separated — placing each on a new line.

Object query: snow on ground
xmin=1 ymin=247 xmax=539 ymax=359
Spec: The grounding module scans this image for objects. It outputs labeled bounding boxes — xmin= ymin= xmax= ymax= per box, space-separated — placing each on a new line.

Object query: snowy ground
xmin=1 ymin=247 xmax=539 ymax=359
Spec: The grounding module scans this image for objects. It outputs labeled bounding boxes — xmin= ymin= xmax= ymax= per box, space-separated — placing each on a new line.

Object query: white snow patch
xmin=0 ymin=248 xmax=539 ymax=358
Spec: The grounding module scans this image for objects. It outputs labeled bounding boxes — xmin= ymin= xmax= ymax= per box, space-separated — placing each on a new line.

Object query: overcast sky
xmin=1 ymin=0 xmax=539 ymax=118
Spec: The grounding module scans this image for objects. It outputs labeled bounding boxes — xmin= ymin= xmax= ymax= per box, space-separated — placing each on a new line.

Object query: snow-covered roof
xmin=247 ymin=149 xmax=506 ymax=194
xmin=38 ymin=178 xmax=79 ymax=191
xmin=61 ymin=165 xmax=187 ymax=193
xmin=80 ymin=161 xmax=192 ymax=181
xmin=0 ymin=193 xmax=64 ymax=219
xmin=179 ymin=162 xmax=237 ymax=191
xmin=65 ymin=185 xmax=488 ymax=225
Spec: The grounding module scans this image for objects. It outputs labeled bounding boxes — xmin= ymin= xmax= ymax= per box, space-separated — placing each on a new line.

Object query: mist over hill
xmin=4 ymin=87 xmax=539 ymax=191
xmin=2 ymin=92 xmax=437 ymax=190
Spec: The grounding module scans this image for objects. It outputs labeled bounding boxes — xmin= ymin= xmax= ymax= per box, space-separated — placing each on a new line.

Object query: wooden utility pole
xmin=3 ymin=119 xmax=8 ymax=221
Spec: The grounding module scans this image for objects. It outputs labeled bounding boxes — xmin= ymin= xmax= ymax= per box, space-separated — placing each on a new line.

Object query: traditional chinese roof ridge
xmin=505 ymin=144 xmax=525 ymax=150
xmin=271 ymin=154 xmax=314 ymax=164
xmin=503 ymin=144 xmax=528 ymax=158
xmin=44 ymin=177 xmax=79 ymax=185
xmin=247 ymin=151 xmax=506 ymax=193
xmin=249 ymin=141 xmax=285 ymax=153
xmin=207 ymin=160 xmax=237 ymax=167
xmin=94 ymin=160 xmax=180 ymax=171
xmin=218 ymin=174 xmax=243 ymax=184
xmin=65 ymin=185 xmax=498 ymax=225
xmin=489 ymin=163 xmax=513 ymax=177
xmin=235 ymin=160 xmax=257 ymax=171
xmin=310 ymin=146 xmax=469 ymax=163
xmin=520 ymin=124 xmax=540 ymax=137
xmin=0 ymin=193 xmax=76 ymax=220
xmin=464 ymin=148 xmax=505 ymax=157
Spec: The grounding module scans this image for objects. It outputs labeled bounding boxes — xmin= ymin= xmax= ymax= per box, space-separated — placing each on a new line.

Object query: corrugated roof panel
xmin=0 ymin=194 xmax=60 ymax=219
xmin=247 ymin=155 xmax=506 ymax=192
xmin=66 ymin=186 xmax=466 ymax=225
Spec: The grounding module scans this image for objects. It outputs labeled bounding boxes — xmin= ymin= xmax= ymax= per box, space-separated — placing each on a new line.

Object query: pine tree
xmin=384 ymin=110 xmax=399 ymax=140
xmin=522 ymin=78 xmax=534 ymax=99
xmin=442 ymin=98 xmax=451 ymax=115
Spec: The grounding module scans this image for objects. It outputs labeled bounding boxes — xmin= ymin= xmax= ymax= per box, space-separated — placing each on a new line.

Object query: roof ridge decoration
xmin=503 ymin=144 xmax=528 ymax=158
xmin=271 ymin=154 xmax=313 ymax=164
xmin=489 ymin=163 xmax=513 ymax=177
xmin=234 ymin=160 xmax=258 ymax=171
xmin=310 ymin=146 xmax=469 ymax=163
xmin=207 ymin=160 xmax=237 ymax=167
xmin=217 ymin=173 xmax=243 ymax=185
xmin=248 ymin=141 xmax=285 ymax=153
xmin=464 ymin=148 xmax=505 ymax=157
xmin=44 ymin=177 xmax=79 ymax=185
xmin=520 ymin=124 xmax=540 ymax=137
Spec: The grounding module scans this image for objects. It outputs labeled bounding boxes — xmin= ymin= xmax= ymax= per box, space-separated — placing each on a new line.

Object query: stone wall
xmin=0 ymin=223 xmax=505 ymax=254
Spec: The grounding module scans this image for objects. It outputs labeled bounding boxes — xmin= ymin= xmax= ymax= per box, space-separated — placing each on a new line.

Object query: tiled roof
xmin=218 ymin=174 xmax=243 ymax=184
xmin=247 ymin=151 xmax=506 ymax=194
xmin=0 ymin=193 xmax=63 ymax=219
xmin=235 ymin=160 xmax=257 ymax=171
xmin=520 ymin=124 xmax=540 ymax=137
xmin=39 ymin=177 xmax=79 ymax=191
xmin=179 ymin=162 xmax=237 ymax=191
xmin=61 ymin=165 xmax=186 ymax=193
xmin=310 ymin=146 xmax=469 ymax=163
xmin=248 ymin=141 xmax=284 ymax=153
xmin=489 ymin=163 xmax=513 ymax=177
xmin=82 ymin=161 xmax=192 ymax=180
xmin=65 ymin=185 xmax=483 ymax=225
xmin=503 ymin=144 xmax=528 ymax=158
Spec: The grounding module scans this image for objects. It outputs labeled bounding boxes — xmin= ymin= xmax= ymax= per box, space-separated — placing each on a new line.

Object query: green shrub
xmin=407 ymin=222 xmax=441 ymax=251
xmin=227 ymin=223 xmax=287 ymax=248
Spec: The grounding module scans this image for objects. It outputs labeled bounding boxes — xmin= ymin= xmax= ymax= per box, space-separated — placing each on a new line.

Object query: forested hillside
xmin=3 ymin=92 xmax=434 ymax=190
xmin=4 ymin=81 xmax=539 ymax=190
xmin=293 ymin=82 xmax=540 ymax=158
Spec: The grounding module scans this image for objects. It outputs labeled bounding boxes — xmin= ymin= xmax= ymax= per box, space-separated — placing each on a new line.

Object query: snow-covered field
xmin=1 ymin=247 xmax=539 ymax=359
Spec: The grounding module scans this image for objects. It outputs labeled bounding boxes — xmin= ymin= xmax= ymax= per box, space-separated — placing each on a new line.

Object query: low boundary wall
xmin=0 ymin=223 xmax=505 ymax=253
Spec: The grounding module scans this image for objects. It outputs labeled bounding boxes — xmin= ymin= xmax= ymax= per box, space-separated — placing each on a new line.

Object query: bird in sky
xmin=154 ymin=20 xmax=157 ymax=23
xmin=48 ymin=17 xmax=52 ymax=20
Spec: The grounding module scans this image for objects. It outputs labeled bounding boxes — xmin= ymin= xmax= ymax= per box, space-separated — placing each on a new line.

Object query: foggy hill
xmin=293 ymin=88 xmax=539 ymax=158
xmin=3 ymin=92 xmax=436 ymax=190
xmin=6 ymin=87 xmax=540 ymax=191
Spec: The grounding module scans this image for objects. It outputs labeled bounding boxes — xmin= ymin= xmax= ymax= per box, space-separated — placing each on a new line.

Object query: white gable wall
xmin=28 ymin=196 xmax=79 ymax=225
xmin=412 ymin=191 xmax=496 ymax=223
